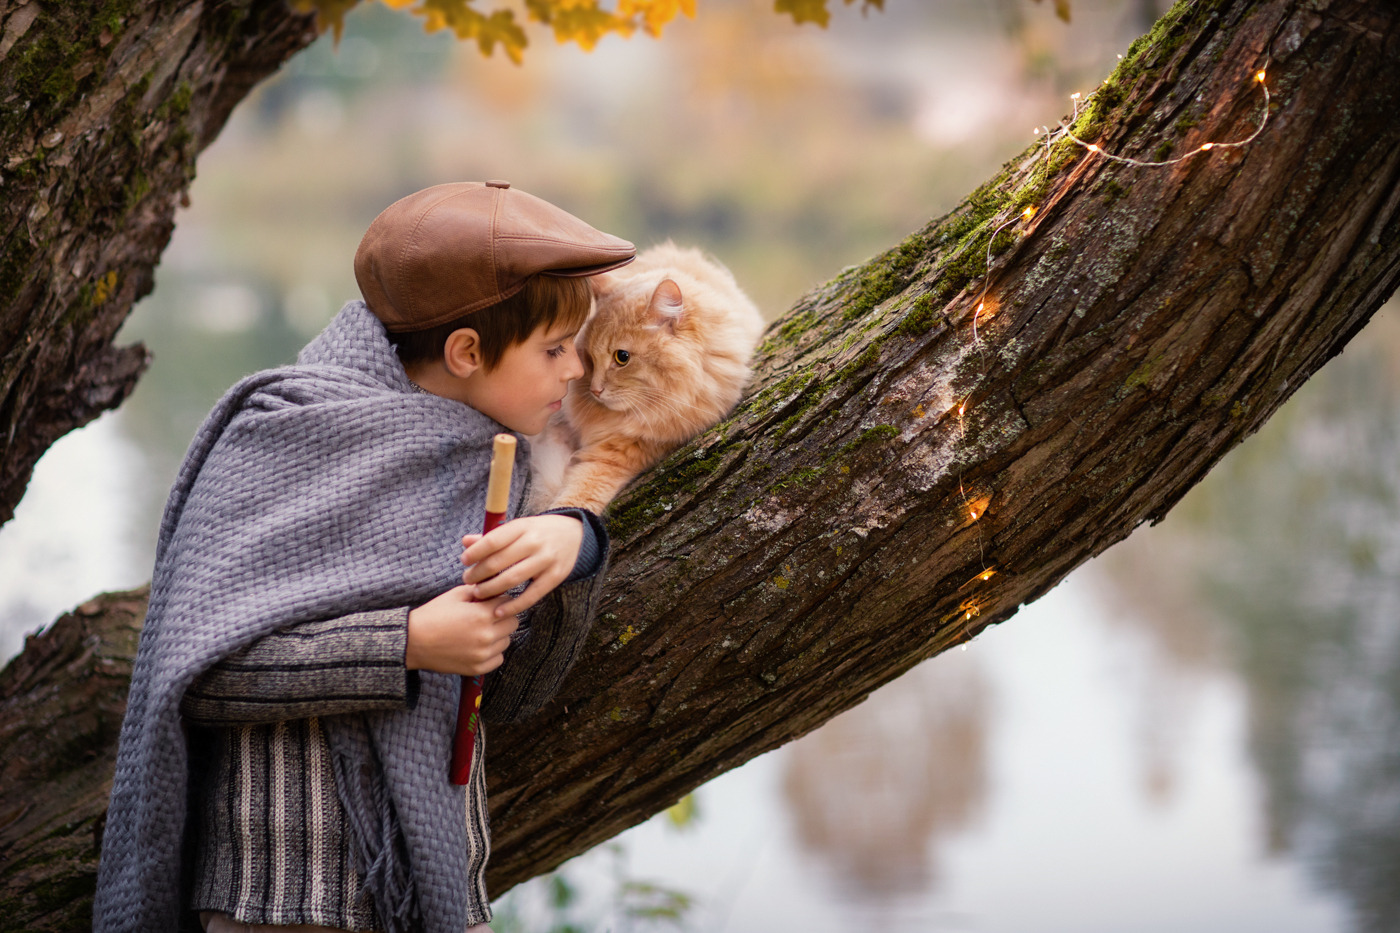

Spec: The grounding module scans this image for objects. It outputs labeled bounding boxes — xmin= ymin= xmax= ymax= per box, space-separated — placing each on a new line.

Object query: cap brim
xmin=541 ymin=254 xmax=637 ymax=278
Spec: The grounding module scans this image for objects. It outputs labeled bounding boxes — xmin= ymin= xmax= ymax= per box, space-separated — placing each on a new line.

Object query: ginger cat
xmin=528 ymin=242 xmax=764 ymax=514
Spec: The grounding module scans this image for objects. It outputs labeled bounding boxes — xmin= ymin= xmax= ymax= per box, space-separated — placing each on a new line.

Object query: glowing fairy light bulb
xmin=1087 ymin=143 xmax=1100 ymax=153
xmin=961 ymin=567 xmax=999 ymax=588
xmin=970 ymin=509 xmax=979 ymax=520
xmin=1022 ymin=205 xmax=1037 ymax=220
xmin=1256 ymin=70 xmax=1266 ymax=82
xmin=1200 ymin=142 xmax=1214 ymax=150
xmin=957 ymin=402 xmax=966 ymax=416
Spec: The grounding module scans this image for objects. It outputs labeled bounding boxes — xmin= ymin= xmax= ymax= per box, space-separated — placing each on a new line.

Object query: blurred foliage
xmin=493 ymin=843 xmax=694 ymax=932
xmin=297 ymin=0 xmax=894 ymax=61
xmin=1031 ymin=0 xmax=1073 ymax=23
xmin=664 ymin=792 xmax=698 ymax=829
xmin=774 ymin=0 xmax=884 ymax=28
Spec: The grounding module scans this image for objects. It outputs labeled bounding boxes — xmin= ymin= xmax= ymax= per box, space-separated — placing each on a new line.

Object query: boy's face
xmin=462 ymin=321 xmax=585 ymax=434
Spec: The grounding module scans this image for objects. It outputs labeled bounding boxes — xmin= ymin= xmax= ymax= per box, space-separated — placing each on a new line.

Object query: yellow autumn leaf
xmin=292 ymin=0 xmax=364 ymax=43
xmin=411 ymin=0 xmax=529 ymax=62
xmin=476 ymin=8 xmax=530 ymax=62
xmin=774 ymin=0 xmax=832 ymax=28
xmin=532 ymin=2 xmax=634 ymax=50
xmin=666 ymin=793 xmax=698 ymax=829
xmin=617 ymin=0 xmax=697 ymax=37
xmin=1031 ymin=0 xmax=1073 ymax=23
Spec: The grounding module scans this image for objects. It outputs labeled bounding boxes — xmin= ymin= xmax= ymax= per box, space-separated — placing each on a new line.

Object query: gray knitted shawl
xmin=94 ymin=301 xmax=527 ymax=933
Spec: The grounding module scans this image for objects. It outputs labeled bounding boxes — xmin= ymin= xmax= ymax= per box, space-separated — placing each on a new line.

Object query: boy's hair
xmin=389 ymin=273 xmax=591 ymax=371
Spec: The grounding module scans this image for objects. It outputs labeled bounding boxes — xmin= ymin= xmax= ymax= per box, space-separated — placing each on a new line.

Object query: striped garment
xmin=181 ymin=609 xmax=443 ymax=931
xmin=179 ymin=509 xmax=605 ymax=933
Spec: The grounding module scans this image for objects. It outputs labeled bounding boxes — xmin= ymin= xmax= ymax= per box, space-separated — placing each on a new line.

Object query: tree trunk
xmin=1 ymin=0 xmax=1398 ymax=927
xmin=0 ymin=0 xmax=316 ymax=527
xmin=0 ymin=589 xmax=146 ymax=932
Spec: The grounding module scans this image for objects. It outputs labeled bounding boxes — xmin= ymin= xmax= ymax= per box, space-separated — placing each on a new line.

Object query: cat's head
xmin=568 ymin=274 xmax=705 ymax=430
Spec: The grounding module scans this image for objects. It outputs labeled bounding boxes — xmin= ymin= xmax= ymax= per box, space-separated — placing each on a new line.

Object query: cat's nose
xmin=590 ymin=386 xmax=603 ymax=397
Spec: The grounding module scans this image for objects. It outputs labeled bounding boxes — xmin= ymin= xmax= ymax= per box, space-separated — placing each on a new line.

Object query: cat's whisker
xmin=629 ymin=395 xmax=705 ymax=431
xmin=631 ymin=387 xmax=710 ymax=417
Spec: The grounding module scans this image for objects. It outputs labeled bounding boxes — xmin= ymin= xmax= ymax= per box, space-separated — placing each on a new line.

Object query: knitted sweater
xmin=179 ymin=517 xmax=604 ymax=932
xmin=95 ymin=301 xmax=607 ymax=933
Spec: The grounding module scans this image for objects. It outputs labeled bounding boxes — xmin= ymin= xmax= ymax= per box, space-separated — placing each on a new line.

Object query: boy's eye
xmin=548 ymin=345 xmax=566 ymax=358
xmin=613 ymin=349 xmax=630 ymax=366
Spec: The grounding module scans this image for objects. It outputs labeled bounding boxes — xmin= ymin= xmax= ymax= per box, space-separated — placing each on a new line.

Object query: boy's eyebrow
xmin=542 ymin=327 xmax=580 ymax=343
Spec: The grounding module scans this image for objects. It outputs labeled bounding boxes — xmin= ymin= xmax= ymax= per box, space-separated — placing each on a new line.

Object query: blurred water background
xmin=2 ymin=1 xmax=1397 ymax=930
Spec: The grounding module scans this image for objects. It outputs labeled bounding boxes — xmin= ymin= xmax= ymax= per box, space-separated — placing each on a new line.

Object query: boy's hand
xmin=406 ymin=586 xmax=517 ymax=676
xmin=460 ymin=514 xmax=584 ymax=618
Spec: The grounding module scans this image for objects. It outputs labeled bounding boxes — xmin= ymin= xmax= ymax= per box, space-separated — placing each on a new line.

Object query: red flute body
xmin=450 ymin=434 xmax=516 ymax=785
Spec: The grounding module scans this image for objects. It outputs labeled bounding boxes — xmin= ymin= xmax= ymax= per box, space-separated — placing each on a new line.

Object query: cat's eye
xmin=613 ymin=349 xmax=630 ymax=367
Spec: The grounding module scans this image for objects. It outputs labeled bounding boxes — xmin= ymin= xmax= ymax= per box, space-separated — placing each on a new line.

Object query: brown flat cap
xmin=354 ymin=180 xmax=636 ymax=332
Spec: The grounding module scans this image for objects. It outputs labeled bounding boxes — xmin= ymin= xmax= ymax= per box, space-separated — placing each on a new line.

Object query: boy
xmin=94 ymin=181 xmax=635 ymax=933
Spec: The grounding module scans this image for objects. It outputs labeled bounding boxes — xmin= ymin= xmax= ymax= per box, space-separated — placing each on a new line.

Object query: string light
xmin=933 ymin=62 xmax=1273 ymax=646
xmin=960 ymin=567 xmax=998 ymax=589
xmin=958 ymin=598 xmax=982 ymax=649
xmin=1052 ymin=65 xmax=1271 ymax=168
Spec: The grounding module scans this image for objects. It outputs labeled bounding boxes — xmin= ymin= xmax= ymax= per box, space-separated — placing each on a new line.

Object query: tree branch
xmin=0 ymin=0 xmax=1398 ymax=926
xmin=0 ymin=0 xmax=318 ymax=526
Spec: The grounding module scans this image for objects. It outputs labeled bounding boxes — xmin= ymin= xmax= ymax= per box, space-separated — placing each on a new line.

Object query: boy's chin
xmin=514 ymin=412 xmax=553 ymax=436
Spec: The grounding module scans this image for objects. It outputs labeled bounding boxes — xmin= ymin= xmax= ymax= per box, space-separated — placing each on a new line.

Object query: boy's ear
xmin=648 ymin=279 xmax=684 ymax=333
xmin=443 ymin=327 xmax=484 ymax=378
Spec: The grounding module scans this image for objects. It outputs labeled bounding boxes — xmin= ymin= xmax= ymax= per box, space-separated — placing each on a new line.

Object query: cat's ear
xmin=649 ymin=279 xmax=684 ymax=332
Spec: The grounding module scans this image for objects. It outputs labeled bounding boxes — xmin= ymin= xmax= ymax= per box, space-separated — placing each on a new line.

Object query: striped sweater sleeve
xmin=180 ymin=608 xmax=418 ymax=726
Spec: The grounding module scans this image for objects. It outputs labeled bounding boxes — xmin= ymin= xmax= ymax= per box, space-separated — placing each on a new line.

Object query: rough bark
xmin=0 ymin=0 xmax=317 ymax=527
xmin=0 ymin=589 xmax=145 ymax=932
xmin=0 ymin=0 xmax=1398 ymax=927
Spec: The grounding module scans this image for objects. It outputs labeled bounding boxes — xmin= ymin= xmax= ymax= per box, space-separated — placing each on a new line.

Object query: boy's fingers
xmin=463 ymin=539 xmax=541 ymax=587
xmin=461 ymin=538 xmax=531 ymax=582
xmin=494 ymin=590 xmax=540 ymax=619
xmin=461 ymin=524 xmax=525 ymax=563
xmin=468 ymin=559 xmax=542 ymax=599
xmin=493 ymin=569 xmax=566 ymax=618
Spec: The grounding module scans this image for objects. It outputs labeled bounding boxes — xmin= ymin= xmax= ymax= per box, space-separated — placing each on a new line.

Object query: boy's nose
xmin=564 ymin=348 xmax=585 ymax=381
